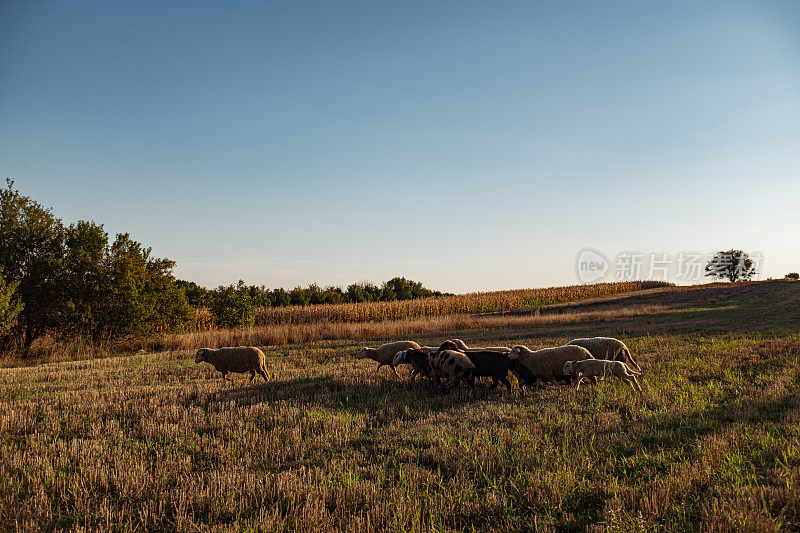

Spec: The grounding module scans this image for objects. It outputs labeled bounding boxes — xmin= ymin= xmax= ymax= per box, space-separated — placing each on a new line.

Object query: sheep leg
xmin=258 ymin=366 xmax=270 ymax=382
xmin=390 ymin=365 xmax=400 ymax=379
xmin=249 ymin=370 xmax=256 ymax=383
xmin=629 ymin=375 xmax=643 ymax=392
xmin=574 ymin=373 xmax=583 ymax=391
xmin=410 ymin=369 xmax=418 ymax=381
xmin=499 ymin=376 xmax=512 ymax=393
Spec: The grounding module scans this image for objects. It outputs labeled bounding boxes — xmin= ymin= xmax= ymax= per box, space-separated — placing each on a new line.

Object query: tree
xmin=0 ymin=179 xmax=66 ymax=346
xmin=269 ymin=288 xmax=290 ymax=307
xmin=210 ymin=281 xmax=255 ymax=328
xmin=0 ymin=273 xmax=23 ymax=340
xmin=91 ymin=233 xmax=192 ymax=340
xmin=787 ymin=273 xmax=799 ymax=281
xmin=61 ymin=221 xmax=109 ymax=340
xmin=705 ymin=250 xmax=757 ymax=282
xmin=289 ymin=286 xmax=310 ymax=306
xmin=176 ymin=280 xmax=213 ymax=307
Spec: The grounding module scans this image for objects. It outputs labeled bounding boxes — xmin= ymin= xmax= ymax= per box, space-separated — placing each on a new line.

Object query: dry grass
xmin=1 ymin=280 xmax=799 ymax=531
xmin=153 ymin=304 xmax=677 ymax=353
xmin=193 ymin=281 xmax=671 ymax=330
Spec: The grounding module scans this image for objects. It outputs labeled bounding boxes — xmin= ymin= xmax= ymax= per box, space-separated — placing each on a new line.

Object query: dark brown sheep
xmin=439 ymin=341 xmax=514 ymax=392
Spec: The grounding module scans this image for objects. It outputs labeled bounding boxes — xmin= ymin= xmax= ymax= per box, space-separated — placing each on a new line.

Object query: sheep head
xmin=392 ymin=350 xmax=408 ymax=367
xmin=438 ymin=340 xmax=460 ymax=352
xmin=562 ymin=360 xmax=575 ymax=374
xmin=449 ymin=338 xmax=469 ymax=350
xmin=507 ymin=346 xmax=527 ymax=360
xmin=355 ymin=347 xmax=372 ymax=359
xmin=195 ymin=348 xmax=209 ymax=363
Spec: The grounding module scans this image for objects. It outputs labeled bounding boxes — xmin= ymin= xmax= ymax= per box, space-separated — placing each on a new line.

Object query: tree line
xmin=177 ymin=278 xmax=447 ymax=329
xmin=0 ymin=181 xmax=445 ymax=350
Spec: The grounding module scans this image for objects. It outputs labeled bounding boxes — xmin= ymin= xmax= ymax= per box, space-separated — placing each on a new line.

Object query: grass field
xmin=1 ymin=280 xmax=799 ymax=531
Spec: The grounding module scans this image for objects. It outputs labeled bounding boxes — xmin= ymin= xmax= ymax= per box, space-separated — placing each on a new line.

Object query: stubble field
xmin=1 ymin=280 xmax=799 ymax=531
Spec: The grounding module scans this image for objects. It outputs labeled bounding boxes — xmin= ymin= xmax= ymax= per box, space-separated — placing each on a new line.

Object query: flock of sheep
xmin=355 ymin=337 xmax=643 ymax=393
xmin=194 ymin=336 xmax=643 ymax=393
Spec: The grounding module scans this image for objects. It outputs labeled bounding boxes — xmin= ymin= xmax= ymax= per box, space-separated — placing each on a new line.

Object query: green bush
xmin=0 ymin=273 xmax=23 ymax=340
xmin=210 ymin=281 xmax=255 ymax=328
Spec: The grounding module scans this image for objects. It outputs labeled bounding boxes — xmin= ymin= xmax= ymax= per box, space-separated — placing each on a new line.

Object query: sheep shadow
xmin=188 ymin=372 xmax=512 ymax=421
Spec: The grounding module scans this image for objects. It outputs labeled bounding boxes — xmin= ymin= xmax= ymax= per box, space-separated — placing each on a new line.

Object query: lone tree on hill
xmin=705 ymin=250 xmax=757 ymax=282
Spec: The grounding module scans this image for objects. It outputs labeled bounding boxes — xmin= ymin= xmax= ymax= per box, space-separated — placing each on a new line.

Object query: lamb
xmin=438 ymin=341 xmax=514 ymax=392
xmin=355 ymin=340 xmax=420 ymax=377
xmin=566 ymin=337 xmax=640 ymax=371
xmin=195 ymin=346 xmax=271 ymax=383
xmin=507 ymin=344 xmax=595 ymax=389
xmin=448 ymin=338 xmax=512 ymax=353
xmin=563 ymin=359 xmax=642 ymax=391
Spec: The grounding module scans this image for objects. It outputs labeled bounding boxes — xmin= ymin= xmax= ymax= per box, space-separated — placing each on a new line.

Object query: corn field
xmin=191 ymin=281 xmax=671 ymax=330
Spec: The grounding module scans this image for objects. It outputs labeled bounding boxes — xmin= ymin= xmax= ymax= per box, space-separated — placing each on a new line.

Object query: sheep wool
xmin=393 ymin=348 xmax=433 ymax=381
xmin=508 ymin=344 xmax=594 ymax=387
xmin=195 ymin=346 xmax=271 ymax=383
xmin=563 ymin=359 xmax=642 ymax=391
xmin=427 ymin=349 xmax=475 ymax=389
xmin=448 ymin=338 xmax=512 ymax=353
xmin=356 ymin=340 xmax=421 ymax=377
xmin=464 ymin=350 xmax=515 ymax=392
xmin=567 ymin=337 xmax=640 ymax=371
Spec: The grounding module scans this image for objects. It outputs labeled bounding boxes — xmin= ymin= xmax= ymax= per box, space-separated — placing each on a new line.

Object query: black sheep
xmin=439 ymin=340 xmax=514 ymax=392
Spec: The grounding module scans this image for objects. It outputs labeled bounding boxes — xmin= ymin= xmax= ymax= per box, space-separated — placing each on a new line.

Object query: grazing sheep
xmin=563 ymin=359 xmax=643 ymax=391
xmin=355 ymin=340 xmax=421 ymax=377
xmin=567 ymin=337 xmax=640 ymax=371
xmin=195 ymin=347 xmax=270 ymax=383
xmin=438 ymin=341 xmax=514 ymax=391
xmin=428 ymin=349 xmax=476 ymax=389
xmin=507 ymin=344 xmax=594 ymax=389
xmin=401 ymin=346 xmax=439 ymax=380
xmin=448 ymin=338 xmax=512 ymax=353
xmin=393 ymin=348 xmax=433 ymax=380
xmin=395 ymin=347 xmax=475 ymax=389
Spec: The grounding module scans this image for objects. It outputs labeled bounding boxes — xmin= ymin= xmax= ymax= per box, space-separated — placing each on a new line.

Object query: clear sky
xmin=1 ymin=1 xmax=798 ymax=292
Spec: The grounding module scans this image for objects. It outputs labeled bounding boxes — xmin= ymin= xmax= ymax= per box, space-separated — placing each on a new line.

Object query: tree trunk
xmin=23 ymin=325 xmax=35 ymax=349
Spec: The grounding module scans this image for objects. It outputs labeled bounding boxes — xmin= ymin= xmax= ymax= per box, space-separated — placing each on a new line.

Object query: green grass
xmin=0 ymin=281 xmax=799 ymax=531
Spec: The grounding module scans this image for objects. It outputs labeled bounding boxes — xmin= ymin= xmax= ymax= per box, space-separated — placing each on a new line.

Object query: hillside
xmin=1 ymin=280 xmax=799 ymax=530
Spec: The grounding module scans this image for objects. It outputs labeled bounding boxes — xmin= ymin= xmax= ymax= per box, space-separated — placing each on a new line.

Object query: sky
xmin=1 ymin=1 xmax=798 ymax=293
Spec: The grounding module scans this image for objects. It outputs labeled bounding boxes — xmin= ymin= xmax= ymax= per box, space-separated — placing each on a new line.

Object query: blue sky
xmin=1 ymin=1 xmax=798 ymax=292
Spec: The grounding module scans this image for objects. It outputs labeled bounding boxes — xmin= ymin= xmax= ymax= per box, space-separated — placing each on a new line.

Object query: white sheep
xmin=563 ymin=359 xmax=642 ymax=391
xmin=567 ymin=337 xmax=640 ymax=371
xmin=195 ymin=347 xmax=271 ymax=383
xmin=508 ymin=344 xmax=594 ymax=389
xmin=448 ymin=338 xmax=512 ymax=353
xmin=355 ymin=340 xmax=420 ymax=377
